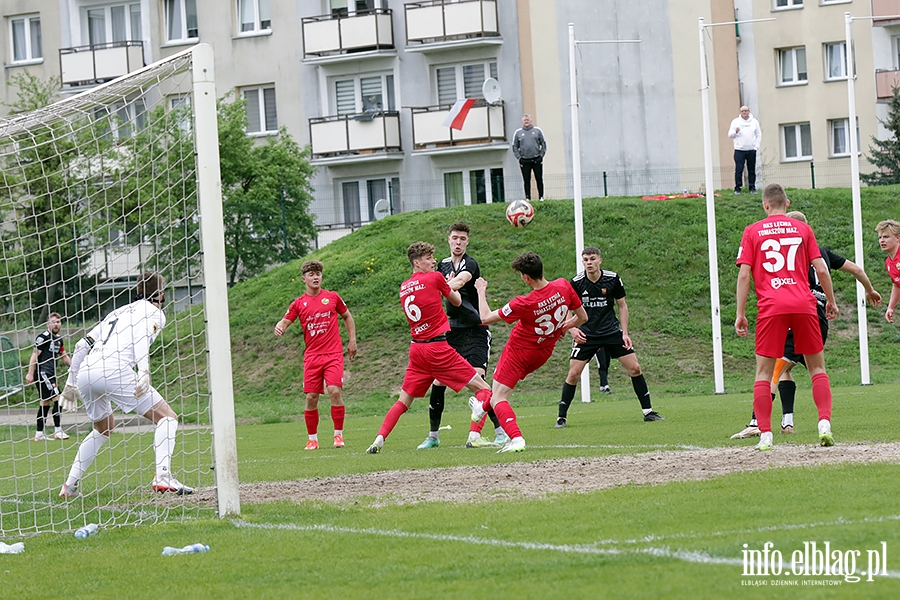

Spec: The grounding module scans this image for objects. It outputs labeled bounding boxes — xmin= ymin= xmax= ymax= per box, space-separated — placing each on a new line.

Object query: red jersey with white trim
xmin=283 ymin=290 xmax=348 ymax=356
xmin=500 ymin=278 xmax=583 ymax=346
xmin=400 ymin=270 xmax=453 ymax=341
xmin=886 ymin=251 xmax=900 ymax=288
xmin=736 ymin=215 xmax=821 ymax=318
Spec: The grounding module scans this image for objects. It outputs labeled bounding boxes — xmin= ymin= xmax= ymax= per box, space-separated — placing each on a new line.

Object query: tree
xmin=862 ymin=87 xmax=900 ymax=186
xmin=217 ymin=95 xmax=316 ymax=285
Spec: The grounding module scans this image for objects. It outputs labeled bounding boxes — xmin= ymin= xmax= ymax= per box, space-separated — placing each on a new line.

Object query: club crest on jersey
xmin=152 ymin=322 xmax=159 ymax=334
xmin=601 ymin=288 xmax=608 ymax=294
xmin=321 ymin=298 xmax=330 ymax=305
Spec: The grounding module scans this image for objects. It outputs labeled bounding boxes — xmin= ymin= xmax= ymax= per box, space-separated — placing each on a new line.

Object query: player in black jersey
xmin=25 ymin=313 xmax=72 ymax=441
xmin=417 ymin=223 xmax=508 ymax=450
xmin=731 ymin=211 xmax=881 ymax=439
xmin=556 ymin=247 xmax=664 ymax=427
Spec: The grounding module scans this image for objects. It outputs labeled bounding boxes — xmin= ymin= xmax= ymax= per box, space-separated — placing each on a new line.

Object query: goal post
xmin=0 ymin=43 xmax=239 ymax=537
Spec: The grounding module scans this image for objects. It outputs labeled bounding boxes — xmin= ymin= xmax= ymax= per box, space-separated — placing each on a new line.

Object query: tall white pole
xmin=845 ymin=12 xmax=871 ymax=385
xmin=699 ymin=18 xmax=726 ymax=394
xmin=569 ymin=23 xmax=591 ymax=403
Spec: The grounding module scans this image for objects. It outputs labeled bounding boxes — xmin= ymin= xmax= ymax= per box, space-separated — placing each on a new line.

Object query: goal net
xmin=0 ymin=44 xmax=238 ymax=537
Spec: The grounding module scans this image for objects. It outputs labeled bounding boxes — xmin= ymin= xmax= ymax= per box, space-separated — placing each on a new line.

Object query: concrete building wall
xmin=1 ymin=0 xmax=62 ymax=110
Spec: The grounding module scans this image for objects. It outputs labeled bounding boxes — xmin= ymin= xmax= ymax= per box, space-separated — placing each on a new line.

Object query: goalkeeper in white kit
xmin=59 ymin=272 xmax=192 ymax=497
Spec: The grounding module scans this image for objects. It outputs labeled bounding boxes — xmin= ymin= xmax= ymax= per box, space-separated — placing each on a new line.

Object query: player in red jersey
xmin=471 ymin=252 xmax=588 ymax=452
xmin=735 ymin=184 xmax=838 ymax=451
xmin=366 ymin=242 xmax=502 ymax=453
xmin=875 ymin=219 xmax=900 ymax=324
xmin=275 ymin=260 xmax=357 ymax=450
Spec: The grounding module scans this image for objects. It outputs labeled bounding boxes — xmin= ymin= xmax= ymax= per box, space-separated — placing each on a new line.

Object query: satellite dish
xmin=373 ymin=198 xmax=391 ymax=220
xmin=482 ymin=78 xmax=502 ymax=105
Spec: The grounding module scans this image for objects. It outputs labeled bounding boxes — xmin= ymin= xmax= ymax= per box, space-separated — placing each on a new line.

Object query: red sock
xmin=811 ymin=372 xmax=833 ymax=422
xmin=475 ymin=388 xmax=492 ymax=411
xmin=752 ymin=381 xmax=773 ymax=433
xmin=377 ymin=401 xmax=408 ymax=440
xmin=470 ymin=414 xmax=488 ymax=434
xmin=331 ymin=405 xmax=345 ymax=431
xmin=492 ymin=401 xmax=522 ymax=439
xmin=304 ymin=409 xmax=318 ymax=436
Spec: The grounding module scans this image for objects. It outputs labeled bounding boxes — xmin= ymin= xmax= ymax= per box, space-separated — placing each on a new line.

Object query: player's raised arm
xmin=838 ymin=260 xmax=882 ymax=307
xmin=446 ymin=270 xmax=472 ymax=292
xmin=474 ymin=277 xmax=502 ymax=324
xmin=340 ymin=309 xmax=358 ymax=360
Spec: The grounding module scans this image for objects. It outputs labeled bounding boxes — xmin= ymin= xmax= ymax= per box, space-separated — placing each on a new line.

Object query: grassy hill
xmin=226 ymin=186 xmax=900 ymax=423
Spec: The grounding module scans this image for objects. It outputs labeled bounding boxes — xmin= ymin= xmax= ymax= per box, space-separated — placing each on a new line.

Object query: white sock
xmin=782 ymin=413 xmax=794 ymax=428
xmin=55 ymin=426 xmax=63 ymax=433
xmin=429 ymin=431 xmax=439 ymax=439
xmin=495 ymin=427 xmax=505 ymax=437
xmin=154 ymin=416 xmax=178 ymax=475
xmin=334 ymin=430 xmax=342 ymax=436
xmin=374 ymin=434 xmax=384 ymax=448
xmin=642 ymin=408 xmax=653 ymax=416
xmin=66 ymin=429 xmax=108 ymax=485
xmin=467 ymin=431 xmax=480 ymax=442
xmin=309 ymin=434 xmax=318 ymax=442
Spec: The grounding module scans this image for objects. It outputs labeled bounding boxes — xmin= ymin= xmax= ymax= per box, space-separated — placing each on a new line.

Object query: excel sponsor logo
xmin=741 ymin=541 xmax=888 ymax=585
xmin=770 ymin=277 xmax=798 ymax=289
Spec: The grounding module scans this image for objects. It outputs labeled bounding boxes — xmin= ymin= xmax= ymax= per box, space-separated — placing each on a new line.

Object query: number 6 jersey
xmin=500 ymin=278 xmax=583 ymax=346
xmin=737 ymin=215 xmax=821 ymax=318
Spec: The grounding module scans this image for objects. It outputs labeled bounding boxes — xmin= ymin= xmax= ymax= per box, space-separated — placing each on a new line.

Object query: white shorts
xmin=77 ymin=367 xmax=162 ymax=422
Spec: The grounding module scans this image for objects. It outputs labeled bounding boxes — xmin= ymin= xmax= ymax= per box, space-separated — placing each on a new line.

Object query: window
xmin=83 ymin=3 xmax=142 ymax=46
xmin=339 ymin=176 xmax=398 ymax=226
xmin=778 ymin=47 xmax=807 ymax=85
xmin=330 ymin=0 xmax=386 ymax=16
xmin=243 ymin=86 xmax=277 ymax=134
xmin=333 ymin=73 xmax=395 ymax=115
xmin=893 ymin=35 xmax=900 ymax=69
xmin=239 ymin=0 xmax=270 ymax=33
xmin=824 ymin=42 xmax=848 ymax=81
xmin=10 ymin=14 xmax=42 ymax=63
xmin=829 ymin=118 xmax=860 ymax=157
xmin=169 ymin=94 xmax=192 ymax=132
xmin=774 ymin=0 xmax=803 ymax=7
xmin=444 ymin=167 xmax=504 ymax=206
xmin=166 ymin=0 xmax=198 ymax=42
xmin=781 ymin=123 xmax=812 ymax=161
xmin=435 ymin=61 xmax=498 ymax=104
xmin=94 ymin=98 xmax=146 ymax=140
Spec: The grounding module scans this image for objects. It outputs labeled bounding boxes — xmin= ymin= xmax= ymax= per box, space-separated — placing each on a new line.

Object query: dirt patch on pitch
xmin=227 ymin=442 xmax=900 ymax=506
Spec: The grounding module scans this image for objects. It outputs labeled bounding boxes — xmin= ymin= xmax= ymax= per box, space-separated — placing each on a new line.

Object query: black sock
xmin=52 ymin=401 xmax=61 ymax=427
xmin=596 ymin=349 xmax=610 ymax=386
xmin=632 ymin=375 xmax=651 ymax=410
xmin=487 ymin=408 xmax=500 ymax=429
xmin=428 ymin=386 xmax=446 ymax=432
xmin=559 ymin=382 xmax=577 ymax=418
xmin=778 ymin=380 xmax=796 ymax=415
xmin=598 ymin=368 xmax=609 ymax=387
xmin=36 ymin=405 xmax=50 ymax=431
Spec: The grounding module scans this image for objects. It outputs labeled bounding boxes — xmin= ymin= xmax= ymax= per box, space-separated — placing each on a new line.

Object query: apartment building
xmin=1 ymin=1 xmax=890 ymax=251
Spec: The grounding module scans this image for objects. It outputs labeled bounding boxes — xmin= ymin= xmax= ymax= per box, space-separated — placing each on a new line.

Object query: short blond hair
xmin=786 ymin=211 xmax=807 ymax=224
xmin=875 ymin=219 xmax=900 ymax=238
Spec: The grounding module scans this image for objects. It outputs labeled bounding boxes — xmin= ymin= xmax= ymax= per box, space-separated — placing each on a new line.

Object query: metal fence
xmin=309 ymin=160 xmax=879 ymax=246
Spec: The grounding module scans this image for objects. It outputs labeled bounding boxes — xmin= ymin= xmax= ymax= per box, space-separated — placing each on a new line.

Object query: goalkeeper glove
xmin=60 ymin=383 xmax=81 ymax=412
xmin=134 ymin=370 xmax=152 ymax=398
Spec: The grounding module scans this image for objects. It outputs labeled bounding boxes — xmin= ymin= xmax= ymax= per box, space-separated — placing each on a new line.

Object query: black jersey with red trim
xmin=439 ymin=253 xmax=482 ymax=328
xmin=34 ymin=331 xmax=64 ymax=376
xmin=570 ymin=270 xmax=626 ymax=337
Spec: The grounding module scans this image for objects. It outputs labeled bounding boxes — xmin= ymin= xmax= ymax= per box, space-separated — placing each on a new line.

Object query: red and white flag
xmin=442 ymin=98 xmax=476 ymax=130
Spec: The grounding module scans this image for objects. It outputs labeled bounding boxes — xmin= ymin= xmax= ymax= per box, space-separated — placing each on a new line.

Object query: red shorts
xmin=402 ymin=341 xmax=476 ymax=398
xmin=492 ymin=342 xmax=555 ymax=389
xmin=303 ymin=352 xmax=345 ymax=394
xmin=756 ymin=313 xmax=823 ymax=358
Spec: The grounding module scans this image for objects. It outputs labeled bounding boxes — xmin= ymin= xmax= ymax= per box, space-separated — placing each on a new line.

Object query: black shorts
xmin=570 ymin=332 xmax=635 ymax=362
xmin=34 ymin=372 xmax=58 ymax=401
xmin=783 ymin=319 xmax=829 ymax=366
xmin=446 ymin=326 xmax=491 ymax=372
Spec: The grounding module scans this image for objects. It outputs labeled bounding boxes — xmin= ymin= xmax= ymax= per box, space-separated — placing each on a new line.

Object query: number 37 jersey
xmin=737 ymin=216 xmax=820 ymax=319
xmin=501 ymin=278 xmax=583 ymax=346
xmin=84 ymin=299 xmax=166 ymax=371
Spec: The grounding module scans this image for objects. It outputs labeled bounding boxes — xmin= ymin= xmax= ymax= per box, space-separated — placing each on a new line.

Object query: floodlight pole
xmin=698 ymin=16 xmax=775 ymax=395
xmin=845 ymin=11 xmax=873 ymax=385
xmin=568 ymin=24 xmax=640 ymax=403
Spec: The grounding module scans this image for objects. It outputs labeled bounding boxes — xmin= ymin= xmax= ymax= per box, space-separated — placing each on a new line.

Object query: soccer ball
xmin=506 ymin=199 xmax=535 ymax=228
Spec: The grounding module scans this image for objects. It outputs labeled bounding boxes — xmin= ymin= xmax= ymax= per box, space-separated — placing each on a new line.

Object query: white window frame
xmin=777 ymin=46 xmax=807 ymax=86
xmin=242 ymin=85 xmax=278 ymax=135
xmin=893 ymin=35 xmax=900 ymax=70
xmin=442 ymin=166 xmax=504 ymax=206
xmin=237 ymin=0 xmax=271 ymax=35
xmin=94 ymin=97 xmax=146 ymax=141
xmin=168 ymin=93 xmax=192 ymax=132
xmin=434 ymin=60 xmax=498 ymax=105
xmin=331 ymin=72 xmax=395 ymax=115
xmin=9 ymin=14 xmax=43 ymax=64
xmin=165 ymin=0 xmax=198 ymax=43
xmin=824 ymin=42 xmax=848 ymax=81
xmin=819 ymin=0 xmax=850 ymax=5
xmin=828 ymin=117 xmax=860 ymax=157
xmin=781 ymin=122 xmax=812 ymax=162
xmin=773 ymin=0 xmax=803 ymax=9
xmin=80 ymin=3 xmax=142 ymax=46
xmin=329 ymin=0 xmax=388 ymax=17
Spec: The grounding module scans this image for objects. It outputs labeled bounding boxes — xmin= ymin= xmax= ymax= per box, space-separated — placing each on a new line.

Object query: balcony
xmin=59 ymin=41 xmax=144 ymax=87
xmin=873 ymin=0 xmax=900 ymax=25
xmin=309 ymin=111 xmax=402 ymax=164
xmin=876 ymin=69 xmax=900 ymax=101
xmin=302 ymin=9 xmax=395 ymax=63
xmin=405 ymin=0 xmax=501 ymax=52
xmin=411 ymin=100 xmax=506 ymax=154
